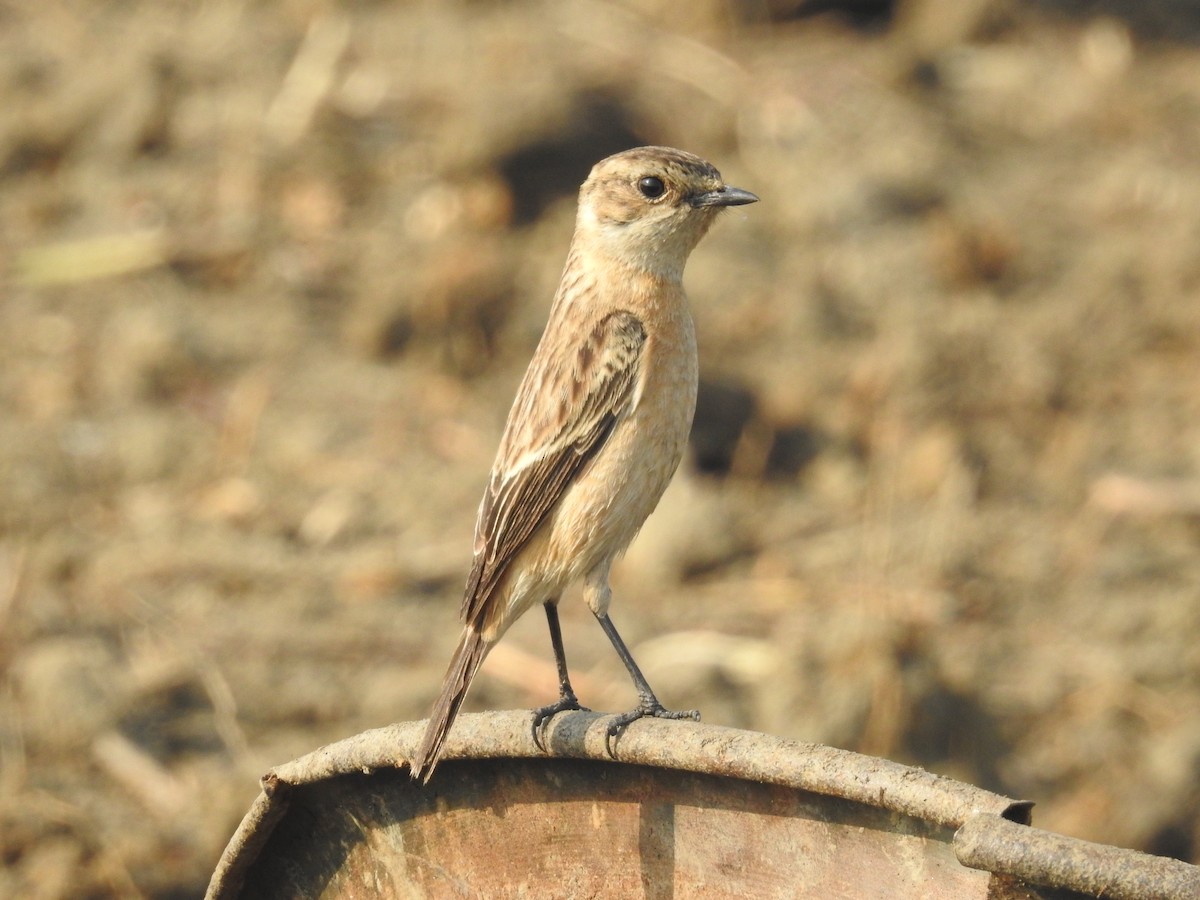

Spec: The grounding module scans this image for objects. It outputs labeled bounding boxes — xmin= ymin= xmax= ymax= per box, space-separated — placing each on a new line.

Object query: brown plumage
xmin=410 ymin=146 xmax=757 ymax=781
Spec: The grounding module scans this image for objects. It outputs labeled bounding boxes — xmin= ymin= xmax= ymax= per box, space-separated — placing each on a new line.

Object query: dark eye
xmin=638 ymin=176 xmax=666 ymax=199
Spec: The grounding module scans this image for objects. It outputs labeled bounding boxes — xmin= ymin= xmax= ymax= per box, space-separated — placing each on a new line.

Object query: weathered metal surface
xmin=235 ymin=759 xmax=986 ymax=899
xmin=205 ymin=710 xmax=1198 ymax=899
xmin=956 ymin=813 xmax=1200 ymax=900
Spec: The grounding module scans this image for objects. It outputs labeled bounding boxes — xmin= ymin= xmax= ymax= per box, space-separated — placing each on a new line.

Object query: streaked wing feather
xmin=461 ymin=310 xmax=646 ymax=626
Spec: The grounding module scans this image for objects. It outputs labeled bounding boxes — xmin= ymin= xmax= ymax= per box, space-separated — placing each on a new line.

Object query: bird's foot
xmin=531 ymin=692 xmax=590 ymax=752
xmin=604 ymin=698 xmax=700 ymax=757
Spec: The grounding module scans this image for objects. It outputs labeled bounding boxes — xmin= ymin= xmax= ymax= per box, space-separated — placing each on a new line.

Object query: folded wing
xmin=461 ymin=310 xmax=647 ymax=628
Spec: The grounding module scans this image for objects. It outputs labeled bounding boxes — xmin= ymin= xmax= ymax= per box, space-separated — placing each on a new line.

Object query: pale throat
xmin=575 ymin=202 xmax=711 ymax=284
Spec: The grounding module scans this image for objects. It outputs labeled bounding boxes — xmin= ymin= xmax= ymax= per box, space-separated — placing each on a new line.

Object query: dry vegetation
xmin=2 ymin=0 xmax=1200 ymax=896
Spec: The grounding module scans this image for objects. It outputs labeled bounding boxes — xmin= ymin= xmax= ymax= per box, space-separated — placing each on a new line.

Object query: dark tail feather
xmin=410 ymin=628 xmax=490 ymax=782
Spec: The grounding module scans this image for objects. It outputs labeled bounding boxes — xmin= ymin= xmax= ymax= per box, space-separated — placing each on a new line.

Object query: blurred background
xmin=3 ymin=0 xmax=1200 ymax=895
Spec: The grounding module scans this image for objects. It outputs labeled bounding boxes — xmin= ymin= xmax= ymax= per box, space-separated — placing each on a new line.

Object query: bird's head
xmin=575 ymin=146 xmax=758 ymax=280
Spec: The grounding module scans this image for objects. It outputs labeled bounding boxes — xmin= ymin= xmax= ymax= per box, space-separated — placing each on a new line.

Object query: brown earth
xmin=2 ymin=0 xmax=1199 ymax=896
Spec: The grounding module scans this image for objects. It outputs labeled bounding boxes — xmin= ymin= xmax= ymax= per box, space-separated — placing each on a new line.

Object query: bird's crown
xmin=575 ymin=146 xmax=757 ymax=278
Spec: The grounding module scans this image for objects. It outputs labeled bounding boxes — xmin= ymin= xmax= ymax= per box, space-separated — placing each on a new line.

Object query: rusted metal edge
xmin=956 ymin=812 xmax=1200 ymax=900
xmin=206 ymin=776 xmax=292 ymax=900
xmin=271 ymin=709 xmax=1028 ymax=825
xmin=206 ymin=709 xmax=1032 ymax=899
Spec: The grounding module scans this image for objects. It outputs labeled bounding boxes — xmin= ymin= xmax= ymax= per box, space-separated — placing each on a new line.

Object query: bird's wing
xmin=460 ymin=310 xmax=647 ymax=627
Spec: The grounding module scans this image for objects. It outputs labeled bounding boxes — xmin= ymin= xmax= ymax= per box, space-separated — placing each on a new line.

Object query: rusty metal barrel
xmin=206 ymin=710 xmax=1200 ymax=899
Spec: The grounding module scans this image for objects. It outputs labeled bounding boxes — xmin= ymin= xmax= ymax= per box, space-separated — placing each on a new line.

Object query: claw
xmin=531 ymin=693 xmax=591 ymax=752
xmin=603 ymin=698 xmax=700 ymax=757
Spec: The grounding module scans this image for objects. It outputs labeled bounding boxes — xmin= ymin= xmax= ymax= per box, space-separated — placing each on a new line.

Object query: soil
xmin=2 ymin=1 xmax=1199 ymax=896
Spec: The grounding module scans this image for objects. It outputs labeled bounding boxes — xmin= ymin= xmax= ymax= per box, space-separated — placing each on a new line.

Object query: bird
xmin=410 ymin=146 xmax=758 ymax=782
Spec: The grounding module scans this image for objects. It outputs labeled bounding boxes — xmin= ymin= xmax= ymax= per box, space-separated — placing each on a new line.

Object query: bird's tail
xmin=410 ymin=627 xmax=491 ymax=783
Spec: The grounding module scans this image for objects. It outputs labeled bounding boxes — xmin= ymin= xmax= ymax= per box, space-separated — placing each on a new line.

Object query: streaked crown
xmin=575 ymin=146 xmax=758 ymax=279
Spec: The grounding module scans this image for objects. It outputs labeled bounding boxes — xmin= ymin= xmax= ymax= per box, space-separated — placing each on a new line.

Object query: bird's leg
xmin=531 ymin=601 xmax=589 ymax=751
xmin=594 ymin=611 xmax=700 ymax=757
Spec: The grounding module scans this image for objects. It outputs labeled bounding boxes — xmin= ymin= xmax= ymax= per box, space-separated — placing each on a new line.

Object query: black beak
xmin=689 ymin=185 xmax=759 ymax=208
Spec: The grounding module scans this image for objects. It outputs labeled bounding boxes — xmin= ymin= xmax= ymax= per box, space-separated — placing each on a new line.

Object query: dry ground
xmin=2 ymin=0 xmax=1199 ymax=896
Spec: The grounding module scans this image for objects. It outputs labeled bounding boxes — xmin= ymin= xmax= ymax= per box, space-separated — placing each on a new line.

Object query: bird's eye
xmin=638 ymin=176 xmax=666 ymax=199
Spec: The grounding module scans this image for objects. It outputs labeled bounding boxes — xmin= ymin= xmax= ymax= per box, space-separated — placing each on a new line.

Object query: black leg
xmin=594 ymin=611 xmax=699 ymax=756
xmin=531 ymin=602 xmax=589 ymax=750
